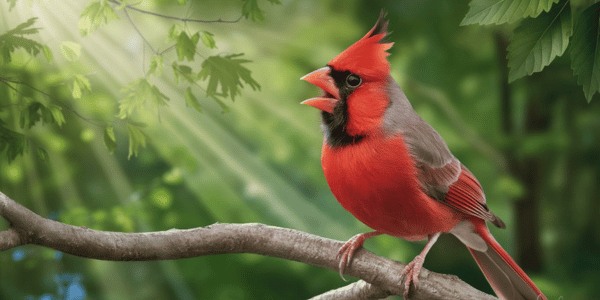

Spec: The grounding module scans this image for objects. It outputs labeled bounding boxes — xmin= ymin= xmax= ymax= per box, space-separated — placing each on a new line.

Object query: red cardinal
xmin=301 ymin=13 xmax=546 ymax=300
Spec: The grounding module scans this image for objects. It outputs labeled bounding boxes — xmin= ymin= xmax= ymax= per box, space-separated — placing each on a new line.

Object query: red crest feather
xmin=328 ymin=11 xmax=393 ymax=80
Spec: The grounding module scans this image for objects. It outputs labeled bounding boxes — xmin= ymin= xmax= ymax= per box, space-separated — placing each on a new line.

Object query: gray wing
xmin=383 ymin=79 xmax=460 ymax=199
xmin=384 ymin=78 xmax=504 ymax=227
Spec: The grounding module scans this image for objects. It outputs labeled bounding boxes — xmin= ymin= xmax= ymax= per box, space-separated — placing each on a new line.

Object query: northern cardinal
xmin=301 ymin=12 xmax=546 ymax=300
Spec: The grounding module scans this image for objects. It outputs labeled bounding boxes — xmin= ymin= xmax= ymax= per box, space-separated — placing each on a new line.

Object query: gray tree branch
xmin=0 ymin=191 xmax=496 ymax=300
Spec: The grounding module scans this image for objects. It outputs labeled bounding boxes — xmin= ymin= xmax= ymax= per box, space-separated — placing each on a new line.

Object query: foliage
xmin=0 ymin=125 xmax=26 ymax=162
xmin=78 ymin=0 xmax=119 ymax=36
xmin=571 ymin=2 xmax=600 ymax=101
xmin=461 ymin=0 xmax=559 ymax=25
xmin=0 ymin=0 xmax=272 ymax=162
xmin=198 ymin=54 xmax=261 ymax=100
xmin=506 ymin=0 xmax=571 ymax=81
xmin=463 ymin=0 xmax=600 ymax=101
xmin=242 ymin=0 xmax=282 ymax=22
xmin=117 ymin=78 xmax=169 ymax=119
xmin=0 ymin=16 xmax=63 ymax=161
xmin=0 ymin=17 xmax=50 ymax=64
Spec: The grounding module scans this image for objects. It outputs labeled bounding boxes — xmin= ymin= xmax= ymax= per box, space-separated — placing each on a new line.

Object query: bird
xmin=300 ymin=12 xmax=546 ymax=300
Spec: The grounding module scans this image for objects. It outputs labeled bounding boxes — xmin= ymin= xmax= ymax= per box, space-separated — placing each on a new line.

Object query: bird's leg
xmin=401 ymin=232 xmax=441 ymax=299
xmin=336 ymin=231 xmax=382 ymax=280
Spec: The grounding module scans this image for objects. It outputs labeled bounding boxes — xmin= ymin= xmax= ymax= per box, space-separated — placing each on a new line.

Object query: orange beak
xmin=300 ymin=67 xmax=340 ymax=114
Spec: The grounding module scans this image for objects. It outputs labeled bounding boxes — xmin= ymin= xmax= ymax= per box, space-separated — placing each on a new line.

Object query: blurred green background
xmin=1 ymin=0 xmax=599 ymax=299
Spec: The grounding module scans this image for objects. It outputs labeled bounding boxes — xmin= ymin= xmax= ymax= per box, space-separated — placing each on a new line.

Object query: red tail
xmin=469 ymin=224 xmax=546 ymax=300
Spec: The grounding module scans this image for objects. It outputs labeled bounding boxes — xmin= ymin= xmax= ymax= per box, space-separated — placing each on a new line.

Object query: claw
xmin=335 ymin=232 xmax=381 ymax=280
xmin=400 ymin=255 xmax=425 ymax=298
xmin=399 ymin=232 xmax=441 ymax=299
xmin=338 ymin=255 xmax=348 ymax=281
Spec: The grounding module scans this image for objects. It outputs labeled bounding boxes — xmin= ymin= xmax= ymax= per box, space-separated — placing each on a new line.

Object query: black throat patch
xmin=321 ymin=67 xmax=365 ymax=148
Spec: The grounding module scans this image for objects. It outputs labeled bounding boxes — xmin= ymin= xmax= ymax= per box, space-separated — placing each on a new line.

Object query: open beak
xmin=300 ymin=66 xmax=340 ymax=114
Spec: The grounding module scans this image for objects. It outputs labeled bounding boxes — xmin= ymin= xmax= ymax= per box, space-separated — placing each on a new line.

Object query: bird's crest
xmin=328 ymin=11 xmax=393 ymax=80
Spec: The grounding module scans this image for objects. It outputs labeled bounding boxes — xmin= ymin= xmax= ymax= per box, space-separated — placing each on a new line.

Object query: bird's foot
xmin=400 ymin=254 xmax=425 ymax=299
xmin=336 ymin=231 xmax=380 ymax=280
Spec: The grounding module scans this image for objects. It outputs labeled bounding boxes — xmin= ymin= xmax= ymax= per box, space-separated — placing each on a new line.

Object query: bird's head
xmin=301 ymin=12 xmax=394 ymax=146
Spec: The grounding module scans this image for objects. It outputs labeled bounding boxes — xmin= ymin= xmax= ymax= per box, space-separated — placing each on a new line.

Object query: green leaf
xmin=172 ymin=63 xmax=196 ymax=83
xmin=461 ymin=0 xmax=558 ymax=25
xmin=507 ymin=0 xmax=572 ymax=82
xmin=4 ymin=17 xmax=40 ymax=35
xmin=118 ymin=79 xmax=170 ymax=119
xmin=79 ymin=0 xmax=119 ymax=36
xmin=18 ymin=102 xmax=65 ymax=128
xmin=48 ymin=105 xmax=65 ymax=127
xmin=200 ymin=31 xmax=216 ymax=49
xmin=72 ymin=74 xmax=91 ymax=99
xmin=21 ymin=102 xmax=43 ymax=128
xmin=72 ymin=82 xmax=82 ymax=99
xmin=571 ymin=2 xmax=600 ymax=102
xmin=126 ymin=123 xmax=146 ymax=158
xmin=148 ymin=55 xmax=163 ymax=76
xmin=197 ymin=54 xmax=261 ymax=101
xmin=60 ymin=41 xmax=81 ymax=62
xmin=103 ymin=126 xmax=116 ymax=152
xmin=0 ymin=35 xmax=44 ymax=63
xmin=242 ymin=0 xmax=266 ymax=22
xmin=0 ymin=18 xmax=45 ymax=63
xmin=41 ymin=45 xmax=53 ymax=61
xmin=176 ymin=0 xmax=187 ymax=4
xmin=176 ymin=32 xmax=199 ymax=61
xmin=36 ymin=147 xmax=48 ymax=161
xmin=0 ymin=124 xmax=27 ymax=162
xmin=168 ymin=24 xmax=184 ymax=40
xmin=184 ymin=87 xmax=202 ymax=113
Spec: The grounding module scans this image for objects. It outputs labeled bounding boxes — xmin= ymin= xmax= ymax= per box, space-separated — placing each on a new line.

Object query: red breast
xmin=321 ymin=132 xmax=461 ymax=240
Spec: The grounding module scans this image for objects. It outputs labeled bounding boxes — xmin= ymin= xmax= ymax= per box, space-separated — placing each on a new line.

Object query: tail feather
xmin=470 ymin=225 xmax=546 ymax=300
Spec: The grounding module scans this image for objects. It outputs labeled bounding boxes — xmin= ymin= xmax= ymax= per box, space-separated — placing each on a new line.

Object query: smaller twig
xmin=123 ymin=8 xmax=157 ymax=54
xmin=109 ymin=0 xmax=243 ymax=24
xmin=158 ymin=44 xmax=176 ymax=56
xmin=0 ymin=77 xmax=105 ymax=128
xmin=0 ymin=77 xmax=20 ymax=93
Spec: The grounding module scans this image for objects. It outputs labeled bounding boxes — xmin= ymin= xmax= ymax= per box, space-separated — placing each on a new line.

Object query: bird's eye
xmin=346 ymin=74 xmax=362 ymax=88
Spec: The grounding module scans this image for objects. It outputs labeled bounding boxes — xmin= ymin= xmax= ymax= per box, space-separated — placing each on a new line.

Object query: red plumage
xmin=322 ymin=134 xmax=460 ymax=240
xmin=301 ymin=12 xmax=546 ymax=300
xmin=329 ymin=25 xmax=392 ymax=81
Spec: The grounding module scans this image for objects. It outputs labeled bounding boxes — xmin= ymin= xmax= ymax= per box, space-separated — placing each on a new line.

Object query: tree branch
xmin=0 ymin=191 xmax=495 ymax=300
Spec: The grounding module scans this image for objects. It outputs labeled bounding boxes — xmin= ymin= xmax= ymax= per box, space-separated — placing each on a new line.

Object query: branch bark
xmin=0 ymin=191 xmax=495 ymax=300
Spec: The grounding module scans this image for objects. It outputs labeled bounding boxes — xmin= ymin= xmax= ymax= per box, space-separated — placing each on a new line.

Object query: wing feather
xmin=384 ymin=79 xmax=504 ymax=227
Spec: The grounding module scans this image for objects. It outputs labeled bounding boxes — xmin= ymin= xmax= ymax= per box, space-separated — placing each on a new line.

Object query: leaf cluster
xmin=0 ymin=17 xmax=51 ymax=64
xmin=198 ymin=54 xmax=261 ymax=101
xmin=462 ymin=0 xmax=600 ymax=101
xmin=0 ymin=18 xmax=59 ymax=162
xmin=0 ymin=0 xmax=275 ymax=162
xmin=242 ymin=0 xmax=281 ymax=22
xmin=78 ymin=0 xmax=119 ymax=36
